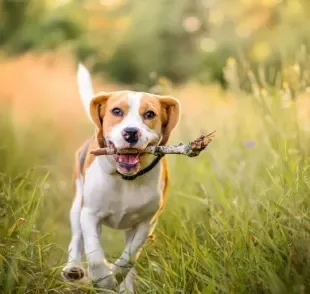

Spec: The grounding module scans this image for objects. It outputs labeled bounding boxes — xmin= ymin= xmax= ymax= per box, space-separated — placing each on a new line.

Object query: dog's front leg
xmin=112 ymin=218 xmax=157 ymax=293
xmin=119 ymin=267 xmax=137 ymax=294
xmin=81 ymin=207 xmax=117 ymax=291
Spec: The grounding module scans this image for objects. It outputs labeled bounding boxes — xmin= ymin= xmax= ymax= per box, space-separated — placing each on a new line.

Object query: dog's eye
xmin=111 ymin=107 xmax=123 ymax=117
xmin=143 ymin=110 xmax=156 ymax=120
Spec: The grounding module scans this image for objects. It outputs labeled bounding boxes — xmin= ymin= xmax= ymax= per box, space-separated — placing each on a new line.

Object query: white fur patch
xmin=127 ymin=92 xmax=143 ymax=118
xmin=65 ymin=177 xmax=84 ymax=266
xmin=83 ymin=156 xmax=161 ymax=229
xmin=77 ymin=63 xmax=94 ymax=121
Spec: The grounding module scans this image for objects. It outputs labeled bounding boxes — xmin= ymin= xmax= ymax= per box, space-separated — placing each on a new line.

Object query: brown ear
xmin=89 ymin=92 xmax=111 ymax=147
xmin=158 ymin=96 xmax=181 ymax=145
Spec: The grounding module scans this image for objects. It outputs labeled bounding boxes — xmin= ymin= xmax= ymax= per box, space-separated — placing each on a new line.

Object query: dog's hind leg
xmin=119 ymin=266 xmax=137 ymax=294
xmin=62 ymin=177 xmax=86 ymax=281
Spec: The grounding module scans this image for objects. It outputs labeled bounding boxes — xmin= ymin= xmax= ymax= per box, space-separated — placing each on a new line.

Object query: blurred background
xmin=1 ymin=0 xmax=310 ymax=125
xmin=1 ymin=0 xmax=310 ymax=293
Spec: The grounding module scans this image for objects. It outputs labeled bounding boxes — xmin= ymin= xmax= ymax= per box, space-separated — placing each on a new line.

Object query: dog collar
xmin=116 ymin=154 xmax=164 ymax=181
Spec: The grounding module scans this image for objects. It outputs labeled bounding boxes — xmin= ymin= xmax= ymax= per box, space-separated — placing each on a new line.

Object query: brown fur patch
xmin=81 ymin=138 xmax=99 ymax=178
xmin=138 ymin=93 xmax=180 ymax=146
xmin=151 ymin=156 xmax=170 ymax=225
xmin=72 ymin=137 xmax=99 ymax=203
xmin=139 ymin=95 xmax=164 ymax=137
xmin=159 ymin=156 xmax=170 ymax=211
xmin=155 ymin=96 xmax=180 ymax=145
xmin=102 ymin=92 xmax=130 ymax=136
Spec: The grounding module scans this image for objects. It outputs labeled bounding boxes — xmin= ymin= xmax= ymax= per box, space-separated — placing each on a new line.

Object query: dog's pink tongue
xmin=119 ymin=154 xmax=139 ymax=164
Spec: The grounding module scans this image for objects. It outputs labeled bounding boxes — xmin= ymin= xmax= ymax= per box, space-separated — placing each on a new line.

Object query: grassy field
xmin=1 ymin=56 xmax=310 ymax=294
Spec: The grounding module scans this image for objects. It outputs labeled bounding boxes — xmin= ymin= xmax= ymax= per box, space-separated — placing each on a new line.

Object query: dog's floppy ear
xmin=157 ymin=96 xmax=181 ymax=145
xmin=89 ymin=92 xmax=111 ymax=147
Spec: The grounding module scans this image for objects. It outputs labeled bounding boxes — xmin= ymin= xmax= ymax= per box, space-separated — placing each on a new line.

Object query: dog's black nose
xmin=122 ymin=127 xmax=140 ymax=144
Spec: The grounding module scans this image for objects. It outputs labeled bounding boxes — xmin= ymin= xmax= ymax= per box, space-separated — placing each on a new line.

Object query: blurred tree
xmin=200 ymin=0 xmax=310 ymax=89
xmin=75 ymin=0 xmax=130 ymax=68
xmin=1 ymin=0 xmax=310 ymax=91
xmin=0 ymin=0 xmax=45 ymax=51
xmin=104 ymin=0 xmax=208 ymax=87
xmin=0 ymin=0 xmax=84 ymax=55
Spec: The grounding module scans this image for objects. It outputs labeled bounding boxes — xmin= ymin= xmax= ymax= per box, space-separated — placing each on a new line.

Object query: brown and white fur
xmin=61 ymin=64 xmax=181 ymax=293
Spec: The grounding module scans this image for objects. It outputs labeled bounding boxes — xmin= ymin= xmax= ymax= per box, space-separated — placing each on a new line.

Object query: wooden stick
xmin=90 ymin=131 xmax=215 ymax=157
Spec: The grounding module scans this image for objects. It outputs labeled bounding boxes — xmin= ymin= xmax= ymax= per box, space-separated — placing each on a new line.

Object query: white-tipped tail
xmin=77 ymin=63 xmax=94 ymax=121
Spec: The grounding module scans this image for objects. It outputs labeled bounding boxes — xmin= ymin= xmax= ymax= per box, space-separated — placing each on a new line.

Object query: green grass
xmin=0 ymin=87 xmax=310 ymax=294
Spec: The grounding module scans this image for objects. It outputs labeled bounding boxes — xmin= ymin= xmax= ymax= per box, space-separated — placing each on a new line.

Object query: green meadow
xmin=1 ymin=74 xmax=310 ymax=293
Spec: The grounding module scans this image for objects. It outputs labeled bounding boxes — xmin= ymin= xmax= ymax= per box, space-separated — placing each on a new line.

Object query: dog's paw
xmin=119 ymin=286 xmax=134 ymax=294
xmin=93 ymin=274 xmax=118 ymax=291
xmin=119 ymin=279 xmax=135 ymax=294
xmin=62 ymin=264 xmax=86 ymax=281
xmin=88 ymin=263 xmax=118 ymax=291
xmin=119 ymin=267 xmax=137 ymax=294
xmin=111 ymin=263 xmax=132 ymax=284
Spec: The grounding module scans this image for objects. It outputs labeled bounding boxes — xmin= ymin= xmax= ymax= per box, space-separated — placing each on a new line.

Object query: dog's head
xmin=89 ymin=91 xmax=180 ymax=175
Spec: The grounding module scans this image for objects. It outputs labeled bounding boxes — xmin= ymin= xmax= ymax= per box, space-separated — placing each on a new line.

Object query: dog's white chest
xmin=83 ymin=158 xmax=161 ymax=229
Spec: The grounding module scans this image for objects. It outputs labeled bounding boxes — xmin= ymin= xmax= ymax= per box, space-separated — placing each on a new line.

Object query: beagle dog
xmin=61 ymin=64 xmax=180 ymax=293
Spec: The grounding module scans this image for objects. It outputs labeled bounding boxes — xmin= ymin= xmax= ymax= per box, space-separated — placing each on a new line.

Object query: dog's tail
xmin=77 ymin=63 xmax=94 ymax=121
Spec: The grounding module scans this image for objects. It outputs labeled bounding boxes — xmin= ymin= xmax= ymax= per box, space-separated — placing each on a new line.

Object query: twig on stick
xmin=90 ymin=131 xmax=215 ymax=157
